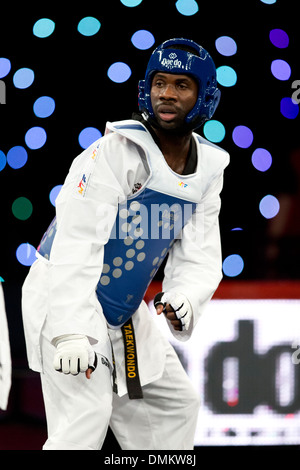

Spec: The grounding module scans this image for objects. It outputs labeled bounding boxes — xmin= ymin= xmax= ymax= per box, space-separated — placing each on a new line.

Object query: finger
xmin=61 ymin=357 xmax=71 ymax=374
xmin=164 ymin=310 xmax=177 ymax=321
xmin=53 ymin=354 xmax=62 ymax=372
xmin=172 ymin=321 xmax=183 ymax=331
xmin=85 ymin=368 xmax=94 ymax=379
xmin=70 ymin=357 xmax=80 ymax=375
xmin=167 ymin=315 xmax=182 ymax=330
xmin=79 ymin=356 xmax=89 ymax=373
xmin=156 ymin=304 xmax=164 ymax=315
xmin=163 ymin=303 xmax=175 ymax=313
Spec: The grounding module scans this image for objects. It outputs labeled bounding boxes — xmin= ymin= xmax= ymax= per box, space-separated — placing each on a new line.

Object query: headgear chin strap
xmin=138 ymin=38 xmax=221 ymax=131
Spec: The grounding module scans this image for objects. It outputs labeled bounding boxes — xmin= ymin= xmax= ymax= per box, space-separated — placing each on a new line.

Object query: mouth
xmin=157 ymin=105 xmax=177 ymax=122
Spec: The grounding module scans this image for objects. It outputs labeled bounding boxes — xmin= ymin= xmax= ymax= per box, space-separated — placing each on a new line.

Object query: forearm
xmin=162 ymin=176 xmax=224 ymax=339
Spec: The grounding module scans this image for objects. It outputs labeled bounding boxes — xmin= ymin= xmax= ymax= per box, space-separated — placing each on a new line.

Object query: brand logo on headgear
xmin=179 ymin=181 xmax=188 ymax=188
xmin=169 ymin=53 xmax=177 ymax=59
xmin=161 ymin=56 xmax=182 ymax=68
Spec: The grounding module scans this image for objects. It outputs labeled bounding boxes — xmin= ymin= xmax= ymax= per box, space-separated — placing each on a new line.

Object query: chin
xmin=159 ymin=121 xmax=177 ymax=130
xmin=158 ymin=120 xmax=190 ymax=136
xmin=156 ymin=116 xmax=184 ymax=132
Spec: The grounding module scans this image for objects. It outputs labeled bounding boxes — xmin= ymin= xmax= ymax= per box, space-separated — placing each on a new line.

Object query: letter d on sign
xmin=0 ymin=81 xmax=6 ymax=104
xmin=149 ymin=455 xmax=156 ymax=464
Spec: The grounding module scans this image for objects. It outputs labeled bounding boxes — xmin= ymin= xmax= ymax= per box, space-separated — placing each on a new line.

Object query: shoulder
xmin=85 ymin=120 xmax=150 ymax=156
xmin=193 ymin=133 xmax=230 ymax=174
xmin=67 ymin=125 xmax=145 ymax=182
xmin=105 ymin=119 xmax=148 ymax=135
xmin=194 ymin=133 xmax=230 ymax=160
xmin=77 ymin=122 xmax=145 ymax=163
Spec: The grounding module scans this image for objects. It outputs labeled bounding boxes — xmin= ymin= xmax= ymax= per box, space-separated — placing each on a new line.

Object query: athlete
xmin=0 ymin=284 xmax=11 ymax=411
xmin=22 ymin=38 xmax=229 ymax=450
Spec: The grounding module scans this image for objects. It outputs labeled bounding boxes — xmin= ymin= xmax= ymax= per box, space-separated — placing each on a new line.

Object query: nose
xmin=159 ymin=84 xmax=177 ymax=101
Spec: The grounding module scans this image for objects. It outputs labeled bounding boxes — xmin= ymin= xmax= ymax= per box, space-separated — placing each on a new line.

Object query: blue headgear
xmin=138 ymin=38 xmax=221 ymax=130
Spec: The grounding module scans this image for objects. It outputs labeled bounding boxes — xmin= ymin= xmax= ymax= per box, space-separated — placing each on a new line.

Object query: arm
xmin=0 ymin=285 xmax=11 ymax=409
xmin=159 ymin=170 xmax=226 ymax=341
xmin=47 ymin=135 xmax=148 ymax=375
xmin=48 ymin=140 xmax=125 ymax=343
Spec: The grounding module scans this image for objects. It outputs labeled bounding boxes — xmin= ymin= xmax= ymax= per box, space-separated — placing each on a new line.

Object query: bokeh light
xmin=77 ymin=17 xmax=101 ymax=36
xmin=33 ymin=18 xmax=55 ymax=38
xmin=0 ymin=150 xmax=6 ymax=171
xmin=13 ymin=68 xmax=35 ymax=89
xmin=269 ymin=29 xmax=289 ymax=48
xmin=7 ymin=146 xmax=28 ymax=169
xmin=216 ymin=66 xmax=237 ymax=87
xmin=78 ymin=127 xmax=102 ymax=149
xmin=280 ymin=97 xmax=299 ymax=119
xmin=0 ymin=58 xmax=11 ymax=78
xmin=120 ymin=0 xmax=143 ymax=6
xmin=232 ymin=125 xmax=253 ymax=148
xmin=223 ymin=254 xmax=244 ymax=277
xmin=16 ymin=243 xmax=37 ymax=266
xmin=49 ymin=185 xmax=62 ymax=206
xmin=25 ymin=126 xmax=47 ymax=149
xmin=251 ymin=148 xmax=272 ymax=172
xmin=107 ymin=62 xmax=132 ymax=83
xmin=33 ymin=96 xmax=55 ymax=118
xmin=271 ymin=59 xmax=291 ymax=81
xmin=175 ymin=0 xmax=199 ymax=16
xmin=12 ymin=197 xmax=33 ymax=220
xmin=131 ymin=30 xmax=155 ymax=50
xmin=203 ymin=120 xmax=226 ymax=143
xmin=259 ymin=194 xmax=280 ymax=219
xmin=215 ymin=36 xmax=237 ymax=56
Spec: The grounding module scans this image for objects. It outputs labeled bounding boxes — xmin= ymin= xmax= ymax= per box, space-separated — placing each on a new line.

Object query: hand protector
xmin=53 ymin=334 xmax=97 ymax=375
xmin=154 ymin=292 xmax=192 ymax=331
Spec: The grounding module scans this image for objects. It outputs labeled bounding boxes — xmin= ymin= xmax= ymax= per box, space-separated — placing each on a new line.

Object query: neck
xmin=152 ymin=127 xmax=193 ymax=175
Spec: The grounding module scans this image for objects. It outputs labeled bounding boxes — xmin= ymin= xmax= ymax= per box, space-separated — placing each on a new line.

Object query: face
xmin=150 ymin=72 xmax=198 ymax=131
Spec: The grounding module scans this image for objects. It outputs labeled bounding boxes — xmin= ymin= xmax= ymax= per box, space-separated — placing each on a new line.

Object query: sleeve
xmin=162 ymin=168 xmax=226 ymax=342
xmin=0 ymin=285 xmax=11 ymax=410
xmin=46 ymin=136 xmax=145 ymax=344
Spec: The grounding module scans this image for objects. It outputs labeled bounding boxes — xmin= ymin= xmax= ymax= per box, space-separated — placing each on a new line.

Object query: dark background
xmin=0 ymin=0 xmax=299 ymax=450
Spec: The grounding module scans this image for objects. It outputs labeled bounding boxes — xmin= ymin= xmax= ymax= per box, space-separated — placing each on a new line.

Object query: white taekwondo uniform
xmin=0 ymin=284 xmax=11 ymax=411
xmin=22 ymin=119 xmax=229 ymax=450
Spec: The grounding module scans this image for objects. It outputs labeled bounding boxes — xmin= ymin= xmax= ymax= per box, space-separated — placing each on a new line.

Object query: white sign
xmin=150 ymin=299 xmax=300 ymax=446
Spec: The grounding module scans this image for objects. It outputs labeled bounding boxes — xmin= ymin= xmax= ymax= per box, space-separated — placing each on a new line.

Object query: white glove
xmin=53 ymin=334 xmax=97 ymax=375
xmin=154 ymin=292 xmax=193 ymax=331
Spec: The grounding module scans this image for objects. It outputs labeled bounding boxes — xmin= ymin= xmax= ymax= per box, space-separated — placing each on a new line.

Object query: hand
xmin=154 ymin=292 xmax=192 ymax=331
xmin=53 ymin=335 xmax=97 ymax=379
xmin=155 ymin=301 xmax=183 ymax=331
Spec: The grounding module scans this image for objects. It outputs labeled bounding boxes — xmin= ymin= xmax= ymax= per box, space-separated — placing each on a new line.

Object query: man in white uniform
xmin=22 ymin=38 xmax=229 ymax=450
xmin=0 ymin=284 xmax=11 ymax=412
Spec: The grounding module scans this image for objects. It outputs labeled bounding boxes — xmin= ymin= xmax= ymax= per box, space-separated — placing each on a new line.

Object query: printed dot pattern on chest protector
xmin=96 ymin=187 xmax=197 ymax=327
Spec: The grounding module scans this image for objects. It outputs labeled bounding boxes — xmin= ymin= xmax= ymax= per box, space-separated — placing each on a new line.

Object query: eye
xmin=176 ymin=80 xmax=191 ymax=90
xmin=154 ymin=80 xmax=164 ymax=88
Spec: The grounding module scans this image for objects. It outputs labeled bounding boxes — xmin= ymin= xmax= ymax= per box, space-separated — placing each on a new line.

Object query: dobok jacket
xmin=0 ymin=284 xmax=11 ymax=410
xmin=22 ymin=119 xmax=229 ymax=397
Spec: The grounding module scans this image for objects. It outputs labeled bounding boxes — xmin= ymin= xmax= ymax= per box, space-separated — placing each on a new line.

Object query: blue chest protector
xmin=96 ymin=187 xmax=196 ymax=326
xmin=38 ymin=121 xmax=204 ymax=327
